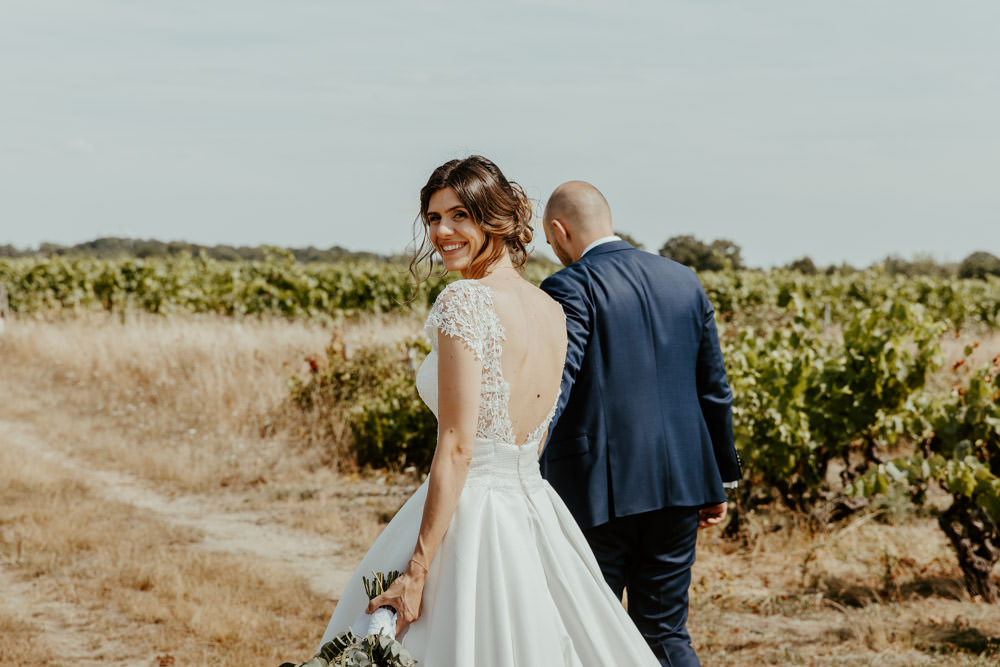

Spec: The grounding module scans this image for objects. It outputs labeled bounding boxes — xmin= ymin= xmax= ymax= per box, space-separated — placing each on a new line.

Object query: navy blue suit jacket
xmin=540 ymin=241 xmax=741 ymax=531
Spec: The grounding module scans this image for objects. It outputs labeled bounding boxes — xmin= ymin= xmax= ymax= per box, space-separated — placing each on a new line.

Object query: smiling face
xmin=426 ymin=187 xmax=487 ymax=277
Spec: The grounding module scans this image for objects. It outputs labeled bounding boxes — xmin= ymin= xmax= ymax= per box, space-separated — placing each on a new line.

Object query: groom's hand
xmin=698 ymin=502 xmax=727 ymax=529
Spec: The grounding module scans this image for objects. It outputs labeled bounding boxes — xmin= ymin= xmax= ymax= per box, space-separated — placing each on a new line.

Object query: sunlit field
xmin=2 ymin=314 xmax=999 ymax=665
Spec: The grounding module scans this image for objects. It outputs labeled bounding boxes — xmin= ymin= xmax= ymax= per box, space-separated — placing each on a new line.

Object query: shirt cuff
xmin=722 ymin=481 xmax=739 ymax=489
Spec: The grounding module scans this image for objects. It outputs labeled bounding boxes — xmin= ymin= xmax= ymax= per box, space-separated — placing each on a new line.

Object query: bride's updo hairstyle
xmin=410 ymin=155 xmax=533 ymax=283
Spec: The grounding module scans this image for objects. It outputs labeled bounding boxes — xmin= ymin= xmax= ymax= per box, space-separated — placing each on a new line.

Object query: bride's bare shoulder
xmin=526 ymin=282 xmax=566 ymax=319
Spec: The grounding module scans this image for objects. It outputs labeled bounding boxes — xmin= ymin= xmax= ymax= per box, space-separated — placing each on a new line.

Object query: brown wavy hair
xmin=409 ymin=155 xmax=533 ymax=283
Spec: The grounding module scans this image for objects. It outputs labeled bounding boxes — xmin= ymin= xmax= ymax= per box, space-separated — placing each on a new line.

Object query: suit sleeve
xmin=695 ymin=286 xmax=742 ymax=484
xmin=540 ymin=271 xmax=592 ymax=430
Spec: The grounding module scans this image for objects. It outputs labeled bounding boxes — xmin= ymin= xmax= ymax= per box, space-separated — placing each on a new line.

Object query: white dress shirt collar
xmin=580 ymin=235 xmax=622 ymax=258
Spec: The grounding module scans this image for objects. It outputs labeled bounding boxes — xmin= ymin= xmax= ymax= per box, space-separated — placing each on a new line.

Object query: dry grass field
xmin=1 ymin=315 xmax=999 ymax=666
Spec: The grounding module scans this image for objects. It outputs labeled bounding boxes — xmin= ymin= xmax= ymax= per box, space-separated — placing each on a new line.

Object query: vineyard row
xmin=2 ymin=255 xmax=999 ymax=329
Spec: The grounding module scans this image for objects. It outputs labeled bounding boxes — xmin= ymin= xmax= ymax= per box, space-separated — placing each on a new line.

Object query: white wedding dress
xmin=320 ymin=280 xmax=659 ymax=666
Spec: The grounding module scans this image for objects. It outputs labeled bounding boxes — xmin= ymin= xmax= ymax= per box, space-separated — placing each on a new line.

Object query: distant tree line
xmin=0 ymin=237 xmax=386 ymax=263
xmin=0 ymin=237 xmax=565 ymax=272
xmin=784 ymin=250 xmax=1000 ymax=280
xmin=609 ymin=231 xmax=999 ymax=280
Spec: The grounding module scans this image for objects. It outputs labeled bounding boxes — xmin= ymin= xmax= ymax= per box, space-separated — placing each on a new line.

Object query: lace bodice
xmin=415 ymin=280 xmax=560 ymax=449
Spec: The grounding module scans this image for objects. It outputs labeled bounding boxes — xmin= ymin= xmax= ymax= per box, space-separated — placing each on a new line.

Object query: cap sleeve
xmin=424 ymin=280 xmax=490 ymax=361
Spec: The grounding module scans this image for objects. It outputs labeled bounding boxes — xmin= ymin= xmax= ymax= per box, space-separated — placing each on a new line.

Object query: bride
xmin=320 ymin=155 xmax=660 ymax=666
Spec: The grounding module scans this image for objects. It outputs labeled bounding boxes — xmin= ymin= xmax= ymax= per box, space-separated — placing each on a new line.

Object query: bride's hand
xmin=365 ymin=564 xmax=427 ymax=635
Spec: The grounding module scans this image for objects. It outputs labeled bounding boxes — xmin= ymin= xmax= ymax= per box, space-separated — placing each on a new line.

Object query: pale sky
xmin=2 ymin=0 xmax=998 ymax=268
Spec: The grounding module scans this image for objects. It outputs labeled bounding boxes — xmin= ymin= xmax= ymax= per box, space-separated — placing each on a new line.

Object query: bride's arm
xmin=366 ymin=329 xmax=481 ymax=633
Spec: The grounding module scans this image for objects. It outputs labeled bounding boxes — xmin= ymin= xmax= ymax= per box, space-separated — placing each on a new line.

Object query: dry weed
xmin=0 ymin=609 xmax=54 ymax=665
xmin=690 ymin=510 xmax=1000 ymax=664
xmin=0 ymin=440 xmax=329 ymax=664
xmin=0 ymin=312 xmax=422 ymax=492
xmin=235 ymin=471 xmax=418 ymax=554
xmin=933 ymin=330 xmax=1000 ymax=392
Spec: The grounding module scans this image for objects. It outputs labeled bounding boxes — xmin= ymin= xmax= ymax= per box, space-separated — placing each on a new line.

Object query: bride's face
xmin=426 ymin=187 xmax=486 ymax=277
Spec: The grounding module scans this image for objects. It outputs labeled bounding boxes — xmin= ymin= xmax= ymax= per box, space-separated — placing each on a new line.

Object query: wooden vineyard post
xmin=0 ymin=283 xmax=7 ymax=336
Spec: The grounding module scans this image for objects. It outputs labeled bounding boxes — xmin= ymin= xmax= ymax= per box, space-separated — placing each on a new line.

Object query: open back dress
xmin=320 ymin=280 xmax=660 ymax=666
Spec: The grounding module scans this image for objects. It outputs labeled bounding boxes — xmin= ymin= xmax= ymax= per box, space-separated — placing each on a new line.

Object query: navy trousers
xmin=583 ymin=507 xmax=701 ymax=667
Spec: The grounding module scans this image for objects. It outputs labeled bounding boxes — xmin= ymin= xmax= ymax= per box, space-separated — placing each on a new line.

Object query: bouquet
xmin=280 ymin=571 xmax=416 ymax=667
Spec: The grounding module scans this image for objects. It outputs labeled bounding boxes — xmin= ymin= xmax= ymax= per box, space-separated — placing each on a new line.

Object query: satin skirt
xmin=320 ymin=464 xmax=660 ymax=667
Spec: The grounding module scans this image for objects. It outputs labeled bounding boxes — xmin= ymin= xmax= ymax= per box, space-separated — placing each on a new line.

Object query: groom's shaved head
xmin=543 ymin=181 xmax=613 ymax=236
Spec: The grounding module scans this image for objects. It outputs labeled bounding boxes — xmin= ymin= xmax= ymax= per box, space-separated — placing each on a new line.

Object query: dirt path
xmin=0 ymin=563 xmax=137 ymax=666
xmin=1 ymin=420 xmax=356 ymax=601
xmin=0 ymin=418 xmax=360 ymax=664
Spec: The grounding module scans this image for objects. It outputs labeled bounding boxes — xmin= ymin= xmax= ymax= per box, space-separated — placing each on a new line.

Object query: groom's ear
xmin=550 ymin=218 xmax=571 ymax=242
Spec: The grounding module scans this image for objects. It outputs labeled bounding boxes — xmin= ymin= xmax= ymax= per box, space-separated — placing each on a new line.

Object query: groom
xmin=539 ymin=181 xmax=741 ymax=667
